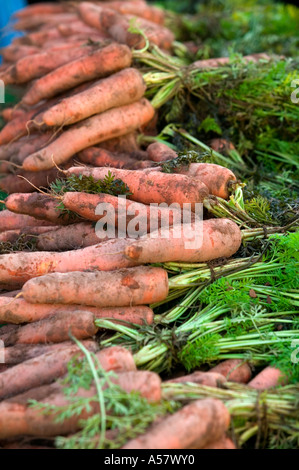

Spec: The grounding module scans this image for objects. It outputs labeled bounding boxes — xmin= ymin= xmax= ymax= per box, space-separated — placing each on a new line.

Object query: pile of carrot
xmin=1 ymin=0 xmax=285 ymax=451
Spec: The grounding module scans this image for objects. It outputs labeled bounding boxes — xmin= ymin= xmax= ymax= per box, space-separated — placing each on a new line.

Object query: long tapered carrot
xmin=0 ymin=210 xmax=56 ymax=232
xmin=125 ymin=219 xmax=242 ymax=263
xmin=21 ymin=43 xmax=132 ymax=106
xmin=0 ymin=238 xmax=137 ymax=286
xmin=22 ymin=266 xmax=169 ymax=307
xmin=36 ymin=222 xmax=103 ymax=251
xmin=178 ymin=163 xmax=237 ymax=199
xmin=61 ymin=191 xmax=183 ymax=234
xmin=248 ymin=366 xmax=287 ymax=390
xmin=14 ymin=3 xmax=67 ymax=18
xmin=0 ymin=226 xmax=59 ymax=244
xmin=23 ymin=99 xmax=155 ymax=171
xmin=14 ymin=13 xmax=78 ymax=32
xmin=123 ymin=398 xmax=230 ymax=449
xmin=165 ymin=371 xmax=226 ymax=388
xmin=0 ymin=45 xmax=40 ymax=62
xmin=2 ymin=311 xmax=99 ymax=346
xmin=209 ymin=359 xmax=252 ymax=384
xmin=5 ymin=193 xmax=79 ymax=225
xmin=0 ymin=295 xmax=154 ymax=325
xmin=1 ymin=44 xmax=99 ymax=85
xmin=0 ymin=168 xmax=60 ymax=194
xmin=0 ymin=341 xmax=99 ymax=400
xmin=0 ymin=370 xmax=161 ymax=438
xmin=78 ymin=147 xmax=154 ymax=170
xmin=40 ymin=68 xmax=146 ymax=127
xmin=65 ymin=166 xmax=208 ymax=210
xmin=147 ymin=142 xmax=178 ymax=162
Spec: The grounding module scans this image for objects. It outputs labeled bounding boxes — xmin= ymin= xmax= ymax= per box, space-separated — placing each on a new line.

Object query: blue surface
xmin=0 ymin=0 xmax=27 ymax=60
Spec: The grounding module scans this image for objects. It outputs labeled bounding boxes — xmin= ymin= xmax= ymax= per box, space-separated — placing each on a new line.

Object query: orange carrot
xmin=0 ymin=209 xmax=55 ymax=232
xmin=40 ymin=68 xmax=146 ymax=127
xmin=14 ymin=13 xmax=78 ymax=32
xmin=0 ymin=341 xmax=99 ymax=400
xmin=97 ymin=1 xmax=165 ymax=25
xmin=14 ymin=3 xmax=67 ymax=18
xmin=36 ymin=222 xmax=103 ymax=251
xmin=22 ymin=266 xmax=169 ymax=307
xmin=248 ymin=366 xmax=287 ymax=390
xmin=66 ymin=166 xmax=208 ymax=210
xmin=0 ymin=370 xmax=161 ymax=438
xmin=100 ymin=132 xmax=140 ymax=153
xmin=0 ymin=226 xmax=59 ymax=244
xmin=16 ymin=28 xmax=63 ymax=47
xmin=78 ymin=146 xmax=154 ymax=170
xmin=147 ymin=142 xmax=178 ymax=162
xmin=0 ymin=45 xmax=40 ymax=62
xmin=165 ymin=371 xmax=226 ymax=387
xmin=23 ymin=99 xmax=155 ymax=171
xmin=124 ymin=14 xmax=174 ymax=50
xmin=125 ymin=219 xmax=242 ymax=263
xmin=1 ymin=44 xmax=100 ymax=85
xmin=0 ymin=168 xmax=60 ymax=194
xmin=190 ymin=53 xmax=271 ymax=70
xmin=0 ymin=295 xmax=154 ymax=325
xmin=0 ymin=238 xmax=137 ymax=286
xmin=5 ymin=193 xmax=79 ymax=225
xmin=123 ymin=398 xmax=230 ymax=449
xmin=9 ymin=132 xmax=57 ymax=166
xmin=57 ymin=21 xmax=107 ymax=38
xmin=178 ymin=163 xmax=237 ymax=199
xmin=21 ymin=43 xmax=132 ymax=106
xmin=0 ymin=109 xmax=38 ymax=146
xmin=209 ymin=359 xmax=252 ymax=384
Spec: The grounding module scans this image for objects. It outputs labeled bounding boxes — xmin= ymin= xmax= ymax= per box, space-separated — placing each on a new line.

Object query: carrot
xmin=21 ymin=43 xmax=132 ymax=106
xmin=16 ymin=28 xmax=64 ymax=47
xmin=40 ymin=68 xmax=146 ymax=127
xmin=36 ymin=222 xmax=103 ymax=251
xmin=0 ymin=210 xmax=56 ymax=232
xmin=0 ymin=135 xmax=37 ymax=161
xmin=61 ymin=191 xmax=183 ymax=233
xmin=100 ymin=132 xmax=140 ymax=153
xmin=1 ymin=310 xmax=99 ymax=346
xmin=57 ymin=21 xmax=108 ymax=38
xmin=0 ymin=109 xmax=38 ymax=146
xmin=1 ymin=108 xmax=14 ymax=122
xmin=165 ymin=371 xmax=226 ymax=388
xmin=0 ymin=295 xmax=154 ymax=325
xmin=22 ymin=266 xmax=169 ymax=307
xmin=0 ymin=226 xmax=59 ymax=243
xmin=23 ymin=99 xmax=155 ymax=171
xmin=124 ymin=14 xmax=174 ymax=50
xmin=123 ymin=398 xmax=230 ymax=449
xmin=5 ymin=193 xmax=80 ymax=225
xmin=178 ymin=163 xmax=237 ymax=199
xmin=66 ymin=166 xmax=209 ymax=210
xmin=147 ymin=142 xmax=178 ymax=162
xmin=0 ymin=168 xmax=60 ymax=194
xmin=125 ymin=218 xmax=242 ymax=264
xmin=14 ymin=13 xmax=78 ymax=32
xmin=0 ymin=341 xmax=99 ymax=400
xmin=248 ymin=366 xmax=287 ymax=390
xmin=1 ymin=44 xmax=100 ymax=85
xmin=0 ymin=238 xmax=137 ymax=286
xmin=95 ymin=1 xmax=165 ymax=25
xmin=203 ymin=436 xmax=236 ymax=449
xmin=190 ymin=53 xmax=271 ymax=70
xmin=78 ymin=146 xmax=155 ymax=170
xmin=209 ymin=359 xmax=252 ymax=384
xmin=14 ymin=3 xmax=67 ymax=18
xmin=0 ymin=370 xmax=161 ymax=438
xmin=0 ymin=45 xmax=40 ymax=62
xmin=9 ymin=132 xmax=57 ymax=167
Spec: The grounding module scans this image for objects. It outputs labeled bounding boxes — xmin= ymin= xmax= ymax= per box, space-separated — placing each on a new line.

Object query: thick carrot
xmin=0 ymin=238 xmax=137 ymax=286
xmin=21 ymin=43 xmax=132 ymax=106
xmin=16 ymin=28 xmax=64 ymax=47
xmin=147 ymin=142 xmax=178 ymax=162
xmin=123 ymin=398 xmax=230 ymax=449
xmin=0 ymin=295 xmax=154 ymax=325
xmin=124 ymin=14 xmax=174 ymax=50
xmin=1 ymin=311 xmax=99 ymax=346
xmin=57 ymin=21 xmax=107 ymax=38
xmin=5 ymin=193 xmax=79 ymax=225
xmin=210 ymin=359 xmax=252 ymax=384
xmin=1 ymin=44 xmax=100 ymax=85
xmin=178 ymin=163 xmax=237 ymax=199
xmin=66 ymin=166 xmax=208 ymax=210
xmin=14 ymin=13 xmax=78 ymax=32
xmin=96 ymin=1 xmax=165 ymax=25
xmin=0 ymin=45 xmax=40 ymax=62
xmin=61 ymin=191 xmax=183 ymax=233
xmin=78 ymin=147 xmax=154 ymax=170
xmin=4 ymin=341 xmax=88 ymax=365
xmin=36 ymin=222 xmax=103 ymax=251
xmin=0 ymin=341 xmax=99 ymax=400
xmin=125 ymin=219 xmax=242 ymax=263
xmin=100 ymin=132 xmax=139 ymax=153
xmin=165 ymin=371 xmax=226 ymax=388
xmin=14 ymin=3 xmax=67 ymax=18
xmin=23 ymin=99 xmax=155 ymax=171
xmin=0 ymin=226 xmax=59 ymax=243
xmin=40 ymin=68 xmax=146 ymax=127
xmin=0 ymin=210 xmax=55 ymax=232
xmin=0 ymin=168 xmax=60 ymax=194
xmin=0 ymin=370 xmax=161 ymax=438
xmin=22 ymin=266 xmax=169 ymax=307
xmin=248 ymin=366 xmax=287 ymax=390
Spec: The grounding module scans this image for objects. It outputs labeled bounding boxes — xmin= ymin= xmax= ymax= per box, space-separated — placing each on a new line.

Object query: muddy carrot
xmin=165 ymin=371 xmax=226 ymax=388
xmin=36 ymin=222 xmax=103 ymax=251
xmin=147 ymin=142 xmax=178 ymax=162
xmin=248 ymin=366 xmax=287 ymax=390
xmin=209 ymin=359 xmax=252 ymax=384
xmin=0 ymin=209 xmax=55 ymax=232
xmin=0 ymin=168 xmax=60 ymax=194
